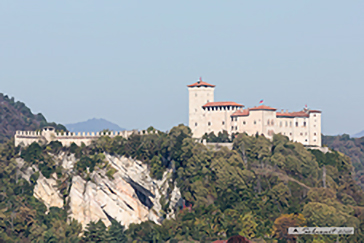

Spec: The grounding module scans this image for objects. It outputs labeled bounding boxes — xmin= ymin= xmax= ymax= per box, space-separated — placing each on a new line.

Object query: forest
xmin=0 ymin=125 xmax=363 ymax=242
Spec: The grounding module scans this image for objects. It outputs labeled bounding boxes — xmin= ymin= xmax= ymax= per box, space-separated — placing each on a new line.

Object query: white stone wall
xmin=15 ymin=129 xmax=155 ymax=147
xmin=188 ymin=86 xmax=215 ymax=137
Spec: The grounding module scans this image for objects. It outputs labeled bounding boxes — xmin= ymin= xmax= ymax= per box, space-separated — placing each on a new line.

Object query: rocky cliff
xmin=16 ymin=152 xmax=182 ymax=229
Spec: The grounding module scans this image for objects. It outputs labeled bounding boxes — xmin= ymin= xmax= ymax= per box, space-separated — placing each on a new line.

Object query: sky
xmin=0 ymin=1 xmax=363 ymax=135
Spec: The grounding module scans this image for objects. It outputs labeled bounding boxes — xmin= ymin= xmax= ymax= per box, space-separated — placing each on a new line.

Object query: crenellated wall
xmin=14 ymin=127 xmax=159 ymax=147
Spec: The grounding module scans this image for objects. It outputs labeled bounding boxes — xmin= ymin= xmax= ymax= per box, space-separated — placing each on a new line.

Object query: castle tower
xmin=187 ymin=78 xmax=215 ymax=137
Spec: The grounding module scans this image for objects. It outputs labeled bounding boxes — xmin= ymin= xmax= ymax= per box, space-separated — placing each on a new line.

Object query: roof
xmin=309 ymin=110 xmax=322 ymax=113
xmin=187 ymin=78 xmax=216 ymax=88
xmin=290 ymin=111 xmax=309 ymax=118
xmin=276 ymin=112 xmax=294 ymax=118
xmin=211 ymin=241 xmax=227 ymax=243
xmin=249 ymin=105 xmax=277 ymax=111
xmin=203 ymin=101 xmax=244 ymax=108
xmin=231 ymin=109 xmax=250 ymax=116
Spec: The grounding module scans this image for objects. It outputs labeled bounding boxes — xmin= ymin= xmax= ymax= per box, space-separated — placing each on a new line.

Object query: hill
xmin=353 ymin=130 xmax=364 ymax=138
xmin=1 ymin=126 xmax=363 ymax=242
xmin=322 ymin=134 xmax=364 ymax=190
xmin=0 ymin=93 xmax=66 ymax=143
xmin=65 ymin=118 xmax=125 ymax=133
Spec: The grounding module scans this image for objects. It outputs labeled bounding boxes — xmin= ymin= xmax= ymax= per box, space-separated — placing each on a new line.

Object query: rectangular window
xmin=243 ymin=121 xmax=246 ymax=125
xmin=208 ymin=122 xmax=211 ymax=126
xmin=222 ymin=121 xmax=225 ymax=125
xmin=296 ymin=122 xmax=298 ymax=127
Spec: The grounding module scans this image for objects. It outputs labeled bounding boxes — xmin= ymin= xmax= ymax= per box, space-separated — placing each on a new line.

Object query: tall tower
xmin=187 ymin=78 xmax=215 ymax=137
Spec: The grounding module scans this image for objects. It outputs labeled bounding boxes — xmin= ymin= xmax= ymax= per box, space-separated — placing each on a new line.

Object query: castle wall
xmin=309 ymin=112 xmax=321 ymax=146
xmin=14 ymin=129 xmax=156 ymax=147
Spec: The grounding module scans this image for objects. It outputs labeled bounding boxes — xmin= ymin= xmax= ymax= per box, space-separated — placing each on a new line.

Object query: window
xmin=305 ymin=139 xmax=307 ymax=142
xmin=314 ymin=114 xmax=316 ymax=117
xmin=300 ymin=133 xmax=303 ymax=136
xmin=195 ymin=93 xmax=197 ymax=97
xmin=296 ymin=122 xmax=298 ymax=127
xmin=231 ymin=117 xmax=234 ymax=121
xmin=267 ymin=120 xmax=270 ymax=125
xmin=222 ymin=121 xmax=225 ymax=125
xmin=208 ymin=122 xmax=211 ymax=126
xmin=271 ymin=120 xmax=274 ymax=125
xmin=243 ymin=121 xmax=246 ymax=125
xmin=195 ymin=123 xmax=198 ymax=126
xmin=235 ymin=126 xmax=238 ymax=130
xmin=285 ymin=121 xmax=288 ymax=127
xmin=280 ymin=121 xmax=282 ymax=127
xmin=290 ymin=121 xmax=292 ymax=127
xmin=314 ymin=132 xmax=316 ymax=136
xmin=303 ymin=122 xmax=306 ymax=127
xmin=231 ymin=126 xmax=234 ymax=130
xmin=290 ymin=133 xmax=292 ymax=136
xmin=235 ymin=117 xmax=238 ymax=121
xmin=254 ymin=121 xmax=256 ymax=125
xmin=195 ymin=109 xmax=197 ymax=112
xmin=314 ymin=139 xmax=316 ymax=142
xmin=305 ymin=132 xmax=307 ymax=135
xmin=314 ymin=125 xmax=316 ymax=127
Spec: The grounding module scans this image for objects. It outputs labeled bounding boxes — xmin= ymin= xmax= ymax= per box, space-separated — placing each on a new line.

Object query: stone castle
xmin=188 ymin=78 xmax=322 ymax=146
xmin=14 ymin=78 xmax=322 ymax=147
xmin=14 ymin=127 xmax=157 ymax=147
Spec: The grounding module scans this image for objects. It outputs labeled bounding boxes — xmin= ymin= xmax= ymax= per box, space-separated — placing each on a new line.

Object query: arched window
xmin=222 ymin=121 xmax=225 ymax=125
xmin=303 ymin=122 xmax=306 ymax=127
xmin=208 ymin=122 xmax=211 ymax=126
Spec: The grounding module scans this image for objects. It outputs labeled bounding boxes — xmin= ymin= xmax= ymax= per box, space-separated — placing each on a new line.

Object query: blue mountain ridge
xmin=65 ymin=118 xmax=125 ymax=133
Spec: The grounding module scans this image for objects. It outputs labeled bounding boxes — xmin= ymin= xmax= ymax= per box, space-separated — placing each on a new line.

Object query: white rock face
xmin=33 ymin=173 xmax=64 ymax=209
xmin=17 ymin=153 xmax=182 ymax=229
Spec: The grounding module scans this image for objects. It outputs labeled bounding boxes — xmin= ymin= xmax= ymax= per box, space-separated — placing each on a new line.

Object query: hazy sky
xmin=1 ymin=1 xmax=363 ymax=135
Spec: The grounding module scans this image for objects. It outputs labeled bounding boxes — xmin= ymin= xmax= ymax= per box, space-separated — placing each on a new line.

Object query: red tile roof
xmin=277 ymin=111 xmax=309 ymax=118
xmin=187 ymin=78 xmax=216 ymax=88
xmin=309 ymin=110 xmax=321 ymax=113
xmin=249 ymin=105 xmax=277 ymax=111
xmin=276 ymin=112 xmax=294 ymax=118
xmin=203 ymin=101 xmax=244 ymax=108
xmin=231 ymin=109 xmax=250 ymax=116
xmin=290 ymin=111 xmax=309 ymax=117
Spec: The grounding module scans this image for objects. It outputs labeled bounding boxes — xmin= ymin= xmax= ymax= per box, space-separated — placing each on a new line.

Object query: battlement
xmin=14 ymin=127 xmax=158 ymax=147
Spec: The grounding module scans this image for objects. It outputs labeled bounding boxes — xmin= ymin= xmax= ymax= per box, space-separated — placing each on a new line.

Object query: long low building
xmin=15 ymin=127 xmax=155 ymax=147
xmin=188 ymin=78 xmax=322 ymax=146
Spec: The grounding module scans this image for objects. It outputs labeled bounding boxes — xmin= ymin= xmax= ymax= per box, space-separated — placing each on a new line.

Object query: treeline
xmin=0 ymin=93 xmax=66 ymax=143
xmin=1 ymin=125 xmax=364 ymax=242
xmin=323 ymin=134 xmax=364 ymax=190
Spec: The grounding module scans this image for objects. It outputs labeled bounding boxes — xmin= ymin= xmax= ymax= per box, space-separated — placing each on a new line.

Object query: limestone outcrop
xmin=16 ymin=153 xmax=182 ymax=229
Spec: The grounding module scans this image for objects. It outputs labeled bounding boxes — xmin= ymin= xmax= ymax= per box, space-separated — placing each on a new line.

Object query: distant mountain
xmin=65 ymin=118 xmax=125 ymax=133
xmin=353 ymin=130 xmax=364 ymax=138
xmin=0 ymin=93 xmax=66 ymax=143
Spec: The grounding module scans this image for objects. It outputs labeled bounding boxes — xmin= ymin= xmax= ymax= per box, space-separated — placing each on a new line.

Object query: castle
xmin=188 ymin=78 xmax=322 ymax=146
xmin=14 ymin=127 xmax=156 ymax=147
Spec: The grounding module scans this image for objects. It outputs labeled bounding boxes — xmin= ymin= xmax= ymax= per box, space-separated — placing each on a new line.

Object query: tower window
xmin=208 ymin=122 xmax=211 ymax=126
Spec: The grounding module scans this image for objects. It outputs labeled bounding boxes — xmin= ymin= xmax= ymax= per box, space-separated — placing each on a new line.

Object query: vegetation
xmin=0 ymin=126 xmax=364 ymax=242
xmin=0 ymin=93 xmax=66 ymax=143
xmin=323 ymin=134 xmax=364 ymax=190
